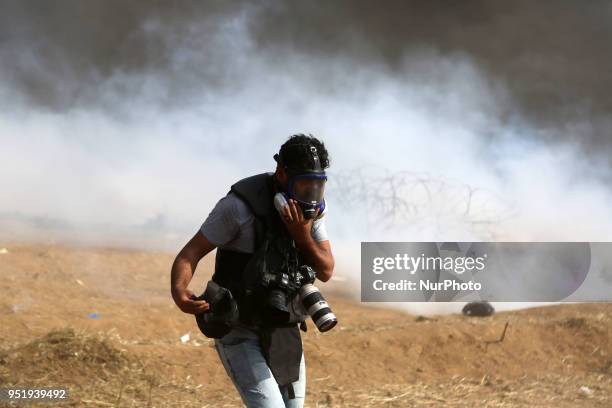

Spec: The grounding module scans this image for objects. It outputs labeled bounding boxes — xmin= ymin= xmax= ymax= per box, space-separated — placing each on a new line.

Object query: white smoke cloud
xmin=1 ymin=9 xmax=611 ymax=314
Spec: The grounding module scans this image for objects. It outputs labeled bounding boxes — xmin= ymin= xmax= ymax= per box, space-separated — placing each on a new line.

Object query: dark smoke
xmin=0 ymin=0 xmax=242 ymax=110
xmin=1 ymin=0 xmax=612 ymax=154
xmin=250 ymin=1 xmax=612 ymax=154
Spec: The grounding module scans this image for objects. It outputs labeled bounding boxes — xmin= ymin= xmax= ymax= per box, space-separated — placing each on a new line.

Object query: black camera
xmin=194 ymin=280 xmax=239 ymax=338
xmin=260 ymin=265 xmax=337 ymax=332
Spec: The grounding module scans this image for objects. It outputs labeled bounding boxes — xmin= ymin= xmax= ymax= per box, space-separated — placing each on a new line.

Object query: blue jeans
xmin=214 ymin=325 xmax=306 ymax=408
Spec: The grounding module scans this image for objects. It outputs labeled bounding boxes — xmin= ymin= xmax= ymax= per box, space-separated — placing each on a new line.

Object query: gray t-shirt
xmin=200 ymin=192 xmax=329 ymax=253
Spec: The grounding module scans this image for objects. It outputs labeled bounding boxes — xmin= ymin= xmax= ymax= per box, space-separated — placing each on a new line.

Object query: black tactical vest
xmin=211 ymin=172 xmax=298 ymax=326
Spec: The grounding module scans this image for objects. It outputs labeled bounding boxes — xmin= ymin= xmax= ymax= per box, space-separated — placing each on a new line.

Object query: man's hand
xmin=279 ymin=199 xmax=334 ymax=282
xmin=172 ymin=288 xmax=210 ymax=315
xmin=280 ymin=199 xmax=320 ymax=242
xmin=171 ymin=231 xmax=216 ymax=314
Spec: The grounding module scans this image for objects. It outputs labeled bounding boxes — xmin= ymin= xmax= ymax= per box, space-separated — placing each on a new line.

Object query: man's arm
xmin=171 ymin=231 xmax=217 ymax=314
xmin=294 ymin=236 xmax=334 ymax=282
xmin=281 ymin=199 xmax=335 ymax=282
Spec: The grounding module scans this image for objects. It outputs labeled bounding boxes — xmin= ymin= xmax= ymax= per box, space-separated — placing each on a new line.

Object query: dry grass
xmin=1 ymin=245 xmax=611 ymax=407
xmin=0 ymin=328 xmax=241 ymax=407
xmin=306 ymin=373 xmax=612 ymax=407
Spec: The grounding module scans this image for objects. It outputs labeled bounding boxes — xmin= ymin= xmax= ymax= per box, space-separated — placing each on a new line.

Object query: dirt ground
xmin=1 ymin=244 xmax=611 ymax=407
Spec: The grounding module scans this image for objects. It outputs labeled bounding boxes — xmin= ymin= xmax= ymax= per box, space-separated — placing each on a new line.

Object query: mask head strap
xmin=274 ymin=143 xmax=327 ymax=176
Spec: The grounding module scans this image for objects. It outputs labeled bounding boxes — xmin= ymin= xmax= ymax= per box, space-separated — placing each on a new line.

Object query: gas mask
xmin=275 ymin=173 xmax=327 ymax=219
xmin=274 ymin=143 xmax=328 ymax=219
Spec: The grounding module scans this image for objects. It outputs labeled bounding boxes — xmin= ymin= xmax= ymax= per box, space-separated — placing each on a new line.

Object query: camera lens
xmin=299 ymin=284 xmax=337 ymax=332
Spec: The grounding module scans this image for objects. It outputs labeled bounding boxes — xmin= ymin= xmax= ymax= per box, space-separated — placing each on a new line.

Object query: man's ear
xmin=275 ymin=165 xmax=288 ymax=186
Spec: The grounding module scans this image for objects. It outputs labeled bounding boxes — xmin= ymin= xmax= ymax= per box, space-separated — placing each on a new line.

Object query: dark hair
xmin=275 ymin=133 xmax=330 ymax=171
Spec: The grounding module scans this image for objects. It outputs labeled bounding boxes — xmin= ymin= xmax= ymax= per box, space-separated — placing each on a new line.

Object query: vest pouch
xmin=259 ymin=324 xmax=303 ymax=389
xmin=286 ymin=292 xmax=309 ymax=324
